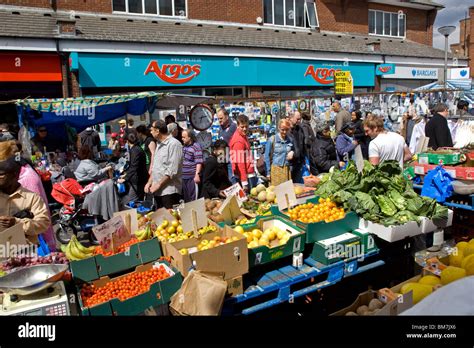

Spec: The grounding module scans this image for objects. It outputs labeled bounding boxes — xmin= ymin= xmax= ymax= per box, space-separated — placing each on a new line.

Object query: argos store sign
xmin=74 ymin=53 xmax=375 ymax=88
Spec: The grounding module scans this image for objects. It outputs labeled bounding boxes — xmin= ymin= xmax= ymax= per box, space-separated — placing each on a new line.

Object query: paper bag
xmin=169 ymin=271 xmax=227 ymax=316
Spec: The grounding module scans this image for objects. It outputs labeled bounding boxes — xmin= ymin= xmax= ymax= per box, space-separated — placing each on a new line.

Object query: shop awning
xmin=0 ymin=53 xmax=62 ymax=82
xmin=16 ymin=91 xmax=162 ymax=130
xmin=415 ymin=79 xmax=474 ymax=105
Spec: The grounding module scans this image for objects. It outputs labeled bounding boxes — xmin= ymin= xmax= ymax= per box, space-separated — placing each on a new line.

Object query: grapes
xmin=0 ymin=252 xmax=68 ymax=273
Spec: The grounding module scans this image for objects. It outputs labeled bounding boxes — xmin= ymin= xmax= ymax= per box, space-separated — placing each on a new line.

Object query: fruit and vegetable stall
xmin=0 ymin=160 xmax=472 ymax=317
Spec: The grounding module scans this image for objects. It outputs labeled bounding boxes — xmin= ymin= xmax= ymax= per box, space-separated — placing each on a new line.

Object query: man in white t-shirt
xmin=364 ymin=115 xmax=412 ymax=168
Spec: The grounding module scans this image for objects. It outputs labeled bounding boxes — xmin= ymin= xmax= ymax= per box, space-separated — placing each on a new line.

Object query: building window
xmin=112 ymin=0 xmax=187 ymax=17
xmin=369 ymin=9 xmax=406 ymax=38
xmin=264 ymin=0 xmax=318 ymax=28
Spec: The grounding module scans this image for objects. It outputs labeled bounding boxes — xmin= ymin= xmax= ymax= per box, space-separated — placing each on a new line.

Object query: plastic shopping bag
xmin=302 ymin=156 xmax=311 ymax=178
xmin=421 ymin=165 xmax=454 ymax=203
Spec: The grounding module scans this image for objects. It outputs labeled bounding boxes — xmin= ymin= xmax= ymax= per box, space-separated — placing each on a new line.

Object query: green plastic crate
xmin=70 ymin=237 xmax=163 ymax=282
xmin=78 ymin=261 xmax=182 ymax=316
xmin=311 ymin=233 xmax=361 ymax=265
xmin=270 ymin=197 xmax=359 ymax=243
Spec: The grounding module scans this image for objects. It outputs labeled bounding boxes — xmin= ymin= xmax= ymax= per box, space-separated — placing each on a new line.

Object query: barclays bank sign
xmin=383 ymin=66 xmax=439 ymax=80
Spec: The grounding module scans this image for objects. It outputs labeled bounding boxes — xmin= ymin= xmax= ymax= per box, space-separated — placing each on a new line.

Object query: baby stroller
xmin=51 ymin=178 xmax=103 ymax=244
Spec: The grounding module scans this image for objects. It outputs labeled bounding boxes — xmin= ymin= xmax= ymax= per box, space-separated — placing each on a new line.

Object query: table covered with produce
xmin=0 ymin=160 xmax=470 ymax=317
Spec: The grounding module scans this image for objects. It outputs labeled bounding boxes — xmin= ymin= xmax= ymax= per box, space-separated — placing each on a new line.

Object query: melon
xmin=440 ymin=266 xmax=466 ymax=285
xmin=418 ymin=275 xmax=441 ymax=287
xmin=257 ymin=191 xmax=267 ymax=202
xmin=456 ymin=241 xmax=469 ymax=253
xmin=449 ymin=251 xmax=464 ymax=268
xmin=256 ymin=184 xmax=266 ymax=193
xmin=400 ymin=283 xmax=432 ymax=304
xmin=266 ymin=192 xmax=276 ymax=203
xmin=250 ymin=187 xmax=258 ymax=196
xmin=461 ymin=254 xmax=474 ymax=276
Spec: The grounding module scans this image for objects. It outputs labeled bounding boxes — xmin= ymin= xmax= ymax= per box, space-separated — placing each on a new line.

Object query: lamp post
xmin=437 ymin=25 xmax=456 ymax=89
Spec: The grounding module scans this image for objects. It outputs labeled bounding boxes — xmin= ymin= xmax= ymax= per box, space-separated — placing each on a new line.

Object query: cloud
xmin=433 ymin=0 xmax=473 ymax=49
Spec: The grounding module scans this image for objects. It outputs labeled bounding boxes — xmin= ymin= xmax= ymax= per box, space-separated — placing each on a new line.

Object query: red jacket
xmin=229 ymin=130 xmax=255 ymax=185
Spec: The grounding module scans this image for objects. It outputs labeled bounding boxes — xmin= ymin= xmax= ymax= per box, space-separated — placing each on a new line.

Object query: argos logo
xmin=378 ymin=66 xmax=393 ymax=73
xmin=304 ymin=66 xmax=341 ymax=84
xmin=144 ymin=61 xmax=201 ymax=84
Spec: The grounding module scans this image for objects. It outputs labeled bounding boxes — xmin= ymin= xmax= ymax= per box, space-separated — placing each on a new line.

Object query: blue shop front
xmin=70 ymin=53 xmax=376 ymax=97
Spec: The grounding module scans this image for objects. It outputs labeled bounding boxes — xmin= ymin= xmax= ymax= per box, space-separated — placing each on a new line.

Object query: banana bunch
xmin=134 ymin=225 xmax=153 ymax=241
xmin=63 ymin=235 xmax=95 ymax=261
xmin=198 ymin=225 xmax=218 ymax=235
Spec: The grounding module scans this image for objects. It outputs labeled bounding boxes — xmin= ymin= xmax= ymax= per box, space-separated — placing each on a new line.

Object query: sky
xmin=433 ymin=0 xmax=474 ymax=50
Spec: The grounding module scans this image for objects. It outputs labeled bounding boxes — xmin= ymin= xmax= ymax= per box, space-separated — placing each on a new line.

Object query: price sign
xmin=92 ymin=216 xmax=130 ymax=253
xmin=335 ymin=71 xmax=353 ymax=95
xmin=223 ymin=183 xmax=247 ymax=206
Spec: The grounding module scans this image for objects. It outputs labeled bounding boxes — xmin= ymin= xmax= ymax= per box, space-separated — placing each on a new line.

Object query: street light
xmin=437 ymin=25 xmax=456 ymax=89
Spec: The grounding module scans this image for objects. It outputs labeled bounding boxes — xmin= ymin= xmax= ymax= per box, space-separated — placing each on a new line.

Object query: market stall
xmin=1 ymin=87 xmax=473 ymax=317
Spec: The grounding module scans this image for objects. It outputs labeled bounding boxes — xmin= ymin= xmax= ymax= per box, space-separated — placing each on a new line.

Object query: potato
xmin=345 ymin=311 xmax=358 ymax=316
xmin=215 ymin=201 xmax=222 ymax=210
xmin=368 ymin=298 xmax=383 ymax=311
xmin=356 ymin=305 xmax=369 ymax=316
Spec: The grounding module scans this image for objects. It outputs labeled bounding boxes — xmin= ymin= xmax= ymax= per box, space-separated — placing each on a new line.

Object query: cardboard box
xmin=242 ymin=216 xmax=306 ymax=267
xmin=352 ymin=228 xmax=378 ymax=254
xmin=226 ymin=276 xmax=243 ymax=297
xmin=330 ymin=289 xmax=413 ymax=316
xmin=418 ymin=152 xmax=461 ymax=166
xmin=359 ymin=219 xmax=422 ymax=243
xmin=78 ymin=261 xmax=183 ymax=316
xmin=163 ymin=226 xmax=248 ymax=280
xmin=420 ymin=209 xmax=454 ymax=233
xmin=311 ymin=233 xmax=361 ymax=265
xmin=271 ymin=197 xmax=360 ymax=243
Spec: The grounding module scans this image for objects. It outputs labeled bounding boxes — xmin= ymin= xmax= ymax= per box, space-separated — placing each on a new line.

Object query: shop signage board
xmin=376 ymin=63 xmax=396 ymax=76
xmin=75 ymin=53 xmax=375 ymax=88
xmin=382 ymin=66 xmax=438 ymax=79
xmin=0 ymin=53 xmax=62 ymax=82
xmin=334 ymin=71 xmax=353 ymax=95
xmin=448 ymin=67 xmax=470 ymax=79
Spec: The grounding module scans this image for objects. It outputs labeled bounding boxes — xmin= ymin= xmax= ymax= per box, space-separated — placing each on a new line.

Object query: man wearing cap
xmin=0 ymin=141 xmax=50 ymax=244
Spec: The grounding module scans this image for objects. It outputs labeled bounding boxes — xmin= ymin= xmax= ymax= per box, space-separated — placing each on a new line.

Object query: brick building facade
xmin=0 ymin=0 xmax=467 ymax=107
xmin=451 ymin=6 xmax=473 ymax=79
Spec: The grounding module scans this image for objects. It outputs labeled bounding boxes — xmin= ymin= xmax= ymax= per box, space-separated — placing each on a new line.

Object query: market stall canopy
xmin=16 ymin=91 xmax=162 ymax=131
xmin=415 ymin=79 xmax=474 ymax=105
xmin=155 ymin=94 xmax=215 ymax=109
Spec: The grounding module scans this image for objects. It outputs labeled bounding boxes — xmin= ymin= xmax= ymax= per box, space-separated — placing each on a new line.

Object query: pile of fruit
xmin=250 ymin=184 xmax=277 ymax=204
xmin=345 ymin=298 xmax=384 ymax=316
xmin=179 ymin=235 xmax=240 ymax=255
xmin=448 ymin=239 xmax=474 ymax=276
xmin=62 ymin=235 xmax=96 ymax=261
xmin=80 ymin=264 xmax=171 ymax=308
xmin=135 ymin=224 xmax=154 ymax=241
xmin=1 ymin=252 xmax=69 ymax=272
xmin=205 ymin=199 xmax=225 ymax=223
xmin=287 ymin=198 xmax=345 ymax=224
xmin=155 ymin=217 xmax=218 ymax=244
xmin=137 ymin=212 xmax=158 ymax=231
xmin=234 ymin=225 xmax=292 ymax=249
xmin=93 ymin=238 xmax=140 ymax=257
xmin=241 ymin=200 xmax=272 ymax=216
